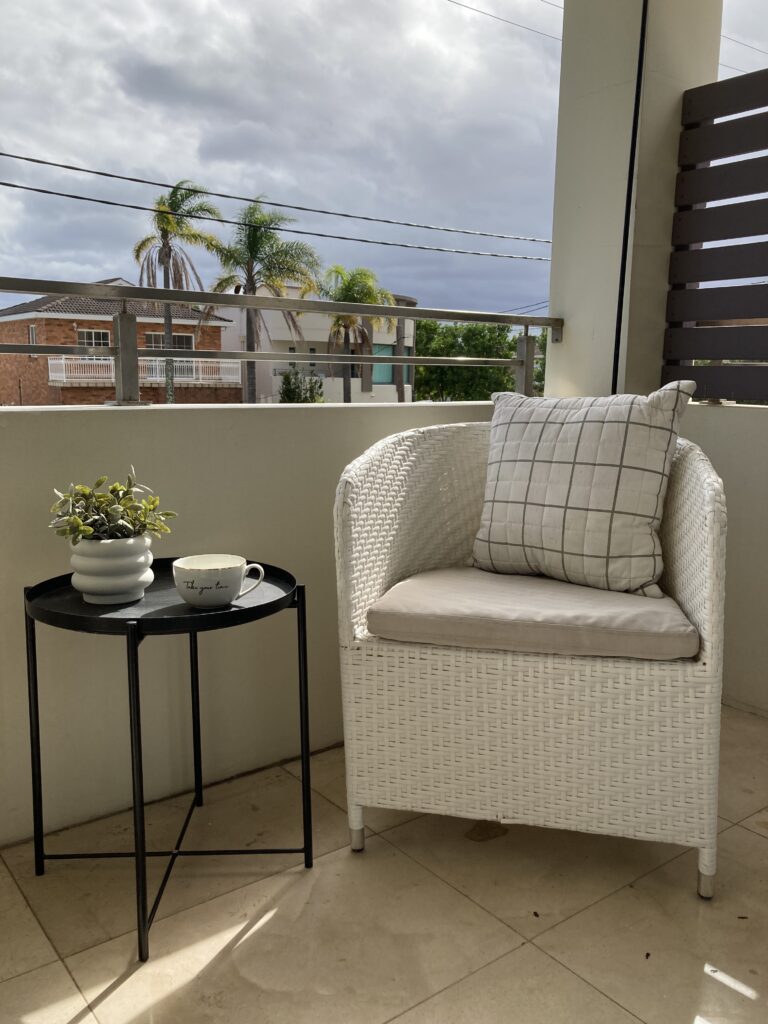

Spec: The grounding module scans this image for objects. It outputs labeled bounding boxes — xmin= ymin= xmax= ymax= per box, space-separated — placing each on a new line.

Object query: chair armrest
xmin=660 ymin=439 xmax=727 ymax=667
xmin=334 ymin=422 xmax=490 ymax=644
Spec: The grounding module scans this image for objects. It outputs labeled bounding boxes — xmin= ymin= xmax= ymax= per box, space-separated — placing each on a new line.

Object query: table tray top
xmin=24 ymin=558 xmax=297 ymax=636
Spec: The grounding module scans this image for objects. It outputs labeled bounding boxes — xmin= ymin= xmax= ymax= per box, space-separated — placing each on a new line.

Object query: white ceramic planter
xmin=70 ymin=535 xmax=154 ymax=604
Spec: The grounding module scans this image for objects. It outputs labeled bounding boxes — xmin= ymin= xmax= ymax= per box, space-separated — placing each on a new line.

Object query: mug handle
xmin=239 ymin=563 xmax=265 ymax=598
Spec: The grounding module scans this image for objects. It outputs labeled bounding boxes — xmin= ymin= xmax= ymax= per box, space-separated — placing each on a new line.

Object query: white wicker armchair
xmin=334 ymin=422 xmax=727 ymax=896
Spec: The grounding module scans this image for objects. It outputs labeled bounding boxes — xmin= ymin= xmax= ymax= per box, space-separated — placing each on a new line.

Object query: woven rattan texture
xmin=334 ymin=423 xmax=726 ymax=870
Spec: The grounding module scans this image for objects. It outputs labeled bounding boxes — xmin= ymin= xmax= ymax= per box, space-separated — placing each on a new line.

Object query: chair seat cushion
xmin=367 ymin=568 xmax=699 ymax=660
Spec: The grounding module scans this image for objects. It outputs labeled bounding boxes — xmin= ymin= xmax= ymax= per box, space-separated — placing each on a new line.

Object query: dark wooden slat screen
xmin=676 ymin=155 xmax=768 ymax=205
xmin=667 ymin=284 xmax=768 ymax=323
xmin=669 ymin=242 xmax=768 ymax=284
xmin=665 ymin=68 xmax=768 ymax=400
xmin=665 ymin=326 xmax=768 ymax=361
xmin=662 ymin=364 xmax=768 ymax=401
xmin=682 ymin=67 xmax=768 ymax=125
xmin=678 ymin=110 xmax=768 ymax=165
xmin=672 ymin=198 xmax=768 ymax=244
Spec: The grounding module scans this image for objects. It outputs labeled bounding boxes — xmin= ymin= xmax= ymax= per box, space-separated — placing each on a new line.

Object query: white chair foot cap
xmin=350 ymin=827 xmax=365 ymax=852
xmin=698 ymin=871 xmax=715 ymax=899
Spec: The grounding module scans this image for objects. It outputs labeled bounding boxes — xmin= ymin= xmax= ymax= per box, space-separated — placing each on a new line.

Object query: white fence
xmin=48 ymin=356 xmax=242 ymax=385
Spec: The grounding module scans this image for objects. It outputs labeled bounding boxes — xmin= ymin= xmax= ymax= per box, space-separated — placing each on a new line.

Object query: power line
xmin=443 ymin=0 xmax=561 ymax=42
xmin=498 ymin=298 xmax=549 ymax=313
xmin=456 ymin=0 xmax=768 ymax=69
xmin=719 ymin=61 xmax=750 ymax=73
xmin=0 ymin=180 xmax=551 ymax=261
xmin=0 ymin=151 xmax=551 ymax=245
xmin=721 ymin=34 xmax=768 ymax=58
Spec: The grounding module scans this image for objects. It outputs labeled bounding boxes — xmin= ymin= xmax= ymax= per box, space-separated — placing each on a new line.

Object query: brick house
xmin=0 ymin=279 xmax=239 ymax=406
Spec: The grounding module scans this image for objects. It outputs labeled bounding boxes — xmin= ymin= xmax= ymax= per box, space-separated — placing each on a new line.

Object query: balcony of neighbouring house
xmin=47 ymin=354 xmax=243 ymax=386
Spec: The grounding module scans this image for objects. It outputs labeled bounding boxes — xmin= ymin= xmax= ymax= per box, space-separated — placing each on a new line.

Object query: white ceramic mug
xmin=172 ymin=555 xmax=265 ymax=608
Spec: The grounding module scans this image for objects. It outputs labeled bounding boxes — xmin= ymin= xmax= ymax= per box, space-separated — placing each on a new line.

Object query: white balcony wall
xmin=0 ymin=402 xmax=490 ymax=846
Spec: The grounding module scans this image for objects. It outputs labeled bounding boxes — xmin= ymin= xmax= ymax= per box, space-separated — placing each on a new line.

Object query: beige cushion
xmin=367 ymin=568 xmax=699 ymax=660
xmin=472 ymin=382 xmax=696 ymax=596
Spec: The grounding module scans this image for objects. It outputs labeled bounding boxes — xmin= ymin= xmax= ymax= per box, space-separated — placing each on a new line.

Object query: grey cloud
xmin=1 ymin=0 xmax=563 ymax=312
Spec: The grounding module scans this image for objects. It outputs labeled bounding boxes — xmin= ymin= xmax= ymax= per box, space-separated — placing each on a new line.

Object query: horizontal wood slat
xmin=664 ymin=325 xmax=768 ymax=360
xmin=667 ymin=283 xmax=768 ymax=323
xmin=676 ymin=154 xmax=768 ymax=205
xmin=672 ymin=198 xmax=768 ymax=244
xmin=662 ymin=363 xmax=768 ymax=401
xmin=679 ymin=110 xmax=768 ymax=165
xmin=682 ymin=67 xmax=768 ymax=126
xmin=669 ymin=242 xmax=768 ymax=284
xmin=667 ymin=71 xmax=768 ymax=399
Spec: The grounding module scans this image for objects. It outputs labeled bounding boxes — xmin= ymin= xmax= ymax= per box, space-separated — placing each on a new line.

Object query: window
xmin=372 ymin=344 xmax=394 ymax=385
xmin=144 ymin=333 xmax=194 ymax=350
xmin=309 ymin=347 xmax=316 ymax=370
xmin=77 ymin=329 xmax=110 ymax=346
xmin=289 ymin=345 xmax=296 ymax=369
xmin=28 ymin=323 xmax=37 ymax=358
xmin=144 ymin=333 xmax=195 ymax=379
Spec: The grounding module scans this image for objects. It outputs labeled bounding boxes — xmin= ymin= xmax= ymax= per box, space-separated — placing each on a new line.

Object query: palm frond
xmin=210 ymin=272 xmax=242 ymax=294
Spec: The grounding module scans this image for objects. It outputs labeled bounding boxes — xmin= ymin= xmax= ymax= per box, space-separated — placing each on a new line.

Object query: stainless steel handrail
xmin=0 ymin=276 xmax=559 ymax=403
xmin=0 ymin=276 xmax=561 ymax=331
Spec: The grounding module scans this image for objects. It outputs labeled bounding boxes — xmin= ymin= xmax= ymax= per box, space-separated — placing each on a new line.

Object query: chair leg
xmin=349 ymin=803 xmax=365 ymax=852
xmin=697 ymin=846 xmax=716 ymax=899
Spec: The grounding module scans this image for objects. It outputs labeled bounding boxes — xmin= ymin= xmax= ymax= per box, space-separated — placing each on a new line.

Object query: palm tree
xmin=312 ymin=265 xmax=394 ymax=403
xmin=211 ymin=201 xmax=320 ymax=403
xmin=133 ymin=181 xmax=222 ymax=403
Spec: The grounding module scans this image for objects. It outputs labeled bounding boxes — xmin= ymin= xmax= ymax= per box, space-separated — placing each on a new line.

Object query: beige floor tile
xmin=160 ymin=767 xmax=349 ymax=915
xmin=394 ymin=943 xmax=637 ymax=1024
xmin=66 ymin=837 xmax=521 ymax=1024
xmin=382 ymin=813 xmax=685 ymax=938
xmin=537 ymin=825 xmax=768 ymax=1024
xmin=283 ymin=746 xmax=423 ymax=833
xmin=740 ymin=805 xmax=768 ymax=840
xmin=0 ymin=858 xmax=57 ymax=983
xmin=719 ymin=705 xmax=768 ymax=822
xmin=0 ymin=961 xmax=97 ymax=1024
xmin=3 ymin=768 xmax=348 ymax=959
xmin=3 ymin=795 xmax=188 ymax=960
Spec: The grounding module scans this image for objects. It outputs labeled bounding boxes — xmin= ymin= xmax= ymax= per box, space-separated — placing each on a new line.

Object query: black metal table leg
xmin=126 ymin=622 xmax=149 ymax=962
xmin=296 ymin=585 xmax=313 ymax=868
xmin=25 ymin=600 xmax=45 ymax=876
xmin=189 ymin=632 xmax=203 ymax=807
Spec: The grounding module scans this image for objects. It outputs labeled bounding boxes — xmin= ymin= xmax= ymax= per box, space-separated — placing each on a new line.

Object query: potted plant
xmin=49 ymin=471 xmax=176 ymax=604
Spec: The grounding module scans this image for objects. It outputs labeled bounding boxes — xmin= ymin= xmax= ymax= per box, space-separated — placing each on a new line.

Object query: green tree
xmin=311 ymin=265 xmax=394 ymax=403
xmin=212 ymin=201 xmax=320 ymax=403
xmin=279 ymin=368 xmax=324 ymax=403
xmin=414 ymin=322 xmax=546 ymax=400
xmin=133 ymin=181 xmax=222 ymax=403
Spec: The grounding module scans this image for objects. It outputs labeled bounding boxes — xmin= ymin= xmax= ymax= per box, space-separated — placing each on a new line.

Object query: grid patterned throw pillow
xmin=472 ymin=381 xmax=696 ymax=595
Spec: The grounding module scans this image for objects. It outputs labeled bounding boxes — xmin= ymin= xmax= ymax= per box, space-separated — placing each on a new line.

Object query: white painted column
xmin=546 ymin=0 xmax=722 ymax=397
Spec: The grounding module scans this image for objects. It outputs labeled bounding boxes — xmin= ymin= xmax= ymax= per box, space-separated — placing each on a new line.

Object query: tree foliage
xmin=133 ymin=180 xmax=222 ymax=402
xmin=211 ymin=201 xmax=321 ymax=403
xmin=311 ymin=265 xmax=394 ymax=402
xmin=278 ymin=368 xmax=324 ymax=404
xmin=414 ymin=322 xmax=546 ymax=401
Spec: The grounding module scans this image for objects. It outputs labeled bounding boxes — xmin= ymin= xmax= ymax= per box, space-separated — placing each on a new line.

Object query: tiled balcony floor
xmin=2 ymin=704 xmax=768 ymax=1024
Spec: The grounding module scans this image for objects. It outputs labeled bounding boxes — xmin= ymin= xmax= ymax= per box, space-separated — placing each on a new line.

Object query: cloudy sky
xmin=0 ymin=0 xmax=765 ymax=313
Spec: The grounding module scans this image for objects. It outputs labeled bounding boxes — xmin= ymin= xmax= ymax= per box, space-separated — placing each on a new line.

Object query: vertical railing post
xmin=361 ymin=316 xmax=373 ymax=394
xmin=113 ymin=305 xmax=141 ymax=405
xmin=518 ymin=325 xmax=535 ymax=396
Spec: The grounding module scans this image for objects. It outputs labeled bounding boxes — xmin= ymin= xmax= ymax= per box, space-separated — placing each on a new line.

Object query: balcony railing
xmin=0 ymin=276 xmax=563 ymax=404
xmin=48 ymin=355 xmax=242 ymax=386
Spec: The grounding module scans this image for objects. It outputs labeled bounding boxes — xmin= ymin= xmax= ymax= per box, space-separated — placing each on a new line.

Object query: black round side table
xmin=24 ymin=557 xmax=312 ymax=963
